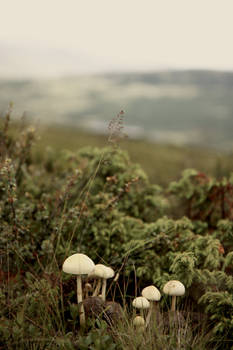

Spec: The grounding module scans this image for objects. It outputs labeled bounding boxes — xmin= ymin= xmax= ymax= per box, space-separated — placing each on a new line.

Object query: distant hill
xmin=1 ymin=70 xmax=233 ymax=150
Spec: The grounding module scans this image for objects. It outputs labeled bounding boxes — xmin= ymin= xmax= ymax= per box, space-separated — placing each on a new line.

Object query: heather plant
xmin=0 ymin=110 xmax=233 ymax=349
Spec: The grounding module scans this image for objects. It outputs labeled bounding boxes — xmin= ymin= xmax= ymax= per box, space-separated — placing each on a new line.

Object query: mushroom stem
xmin=101 ymin=278 xmax=107 ymax=301
xmin=171 ymin=295 xmax=176 ymax=312
xmin=84 ymin=283 xmax=93 ymax=299
xmin=93 ymin=279 xmax=101 ymax=297
xmin=92 ymin=279 xmax=97 ymax=292
xmin=77 ymin=276 xmax=85 ymax=327
xmin=145 ymin=302 xmax=154 ymax=327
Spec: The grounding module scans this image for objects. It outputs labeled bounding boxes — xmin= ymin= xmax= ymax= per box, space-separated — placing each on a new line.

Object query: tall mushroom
xmin=62 ymin=253 xmax=95 ymax=327
xmin=141 ymin=285 xmax=161 ymax=326
xmin=101 ymin=266 xmax=114 ymax=302
xmin=91 ymin=264 xmax=114 ymax=301
xmin=91 ymin=264 xmax=103 ymax=297
xmin=163 ymin=280 xmax=185 ymax=312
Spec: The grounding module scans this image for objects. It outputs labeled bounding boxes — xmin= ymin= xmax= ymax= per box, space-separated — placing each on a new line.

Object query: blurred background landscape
xmin=1 ymin=67 xmax=233 ymax=150
xmin=1 ymin=0 xmax=233 ymax=182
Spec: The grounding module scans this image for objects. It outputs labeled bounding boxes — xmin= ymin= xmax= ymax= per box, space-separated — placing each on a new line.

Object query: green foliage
xmin=199 ymin=291 xmax=233 ymax=337
xmin=214 ymin=220 xmax=233 ymax=253
xmin=0 ymin=112 xmax=233 ymax=349
xmin=169 ymin=252 xmax=197 ymax=287
xmin=78 ymin=321 xmax=117 ymax=350
xmin=169 ymin=169 xmax=233 ymax=226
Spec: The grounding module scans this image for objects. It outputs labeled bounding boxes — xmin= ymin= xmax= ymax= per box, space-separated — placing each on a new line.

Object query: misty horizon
xmin=1 ymin=40 xmax=233 ymax=80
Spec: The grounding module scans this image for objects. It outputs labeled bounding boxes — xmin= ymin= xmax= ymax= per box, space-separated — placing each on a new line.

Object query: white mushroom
xmin=132 ymin=296 xmax=150 ymax=317
xmin=62 ymin=253 xmax=95 ymax=327
xmin=133 ymin=315 xmax=145 ymax=327
xmin=163 ymin=280 xmax=185 ymax=312
xmin=133 ymin=315 xmax=145 ymax=333
xmin=142 ymin=285 xmax=161 ymax=326
xmin=91 ymin=264 xmax=103 ymax=297
xmin=101 ymin=266 xmax=114 ymax=302
xmin=91 ymin=264 xmax=114 ymax=301
xmin=88 ymin=269 xmax=98 ymax=294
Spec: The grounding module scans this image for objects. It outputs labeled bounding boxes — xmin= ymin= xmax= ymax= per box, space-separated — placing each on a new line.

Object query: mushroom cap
xmin=142 ymin=285 xmax=161 ymax=301
xmin=133 ymin=315 xmax=145 ymax=326
xmin=62 ymin=253 xmax=95 ymax=275
xmin=88 ymin=270 xmax=98 ymax=279
xmin=163 ymin=280 xmax=185 ymax=296
xmin=132 ymin=296 xmax=150 ymax=309
xmin=92 ymin=264 xmax=114 ymax=279
xmin=84 ymin=283 xmax=93 ymax=292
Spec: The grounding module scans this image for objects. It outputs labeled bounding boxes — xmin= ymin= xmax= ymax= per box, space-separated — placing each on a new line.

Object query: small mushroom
xmin=133 ymin=315 xmax=145 ymax=333
xmin=141 ymin=285 xmax=161 ymax=326
xmin=163 ymin=280 xmax=185 ymax=312
xmin=132 ymin=296 xmax=150 ymax=317
xmin=62 ymin=253 xmax=95 ymax=327
xmin=84 ymin=283 xmax=93 ymax=299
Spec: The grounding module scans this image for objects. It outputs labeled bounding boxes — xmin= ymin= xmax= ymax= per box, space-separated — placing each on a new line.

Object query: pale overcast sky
xmin=1 ymin=0 xmax=233 ymax=74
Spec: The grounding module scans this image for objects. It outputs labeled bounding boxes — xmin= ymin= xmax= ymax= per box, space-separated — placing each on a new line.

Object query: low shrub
xmin=0 ymin=111 xmax=232 ymax=349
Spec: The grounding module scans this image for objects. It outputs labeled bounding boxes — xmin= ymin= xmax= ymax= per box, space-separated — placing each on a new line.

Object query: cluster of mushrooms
xmin=132 ymin=280 xmax=185 ymax=332
xmin=62 ymin=253 xmax=185 ymax=329
xmin=62 ymin=253 xmax=115 ymax=327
